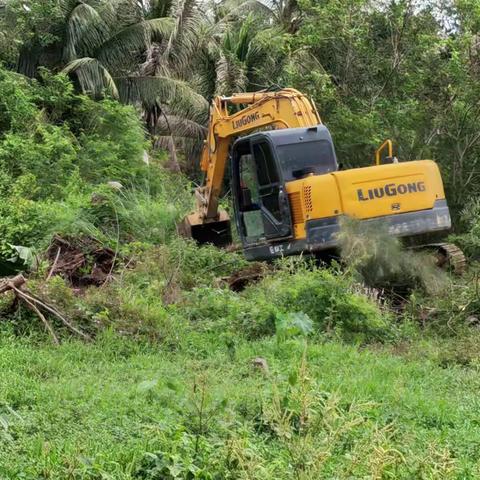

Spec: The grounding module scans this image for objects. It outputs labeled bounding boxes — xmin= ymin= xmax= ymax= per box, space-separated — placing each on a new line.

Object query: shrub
xmin=449 ymin=198 xmax=480 ymax=259
xmin=183 ymin=264 xmax=392 ymax=343
xmin=244 ymin=268 xmax=391 ymax=342
xmin=74 ymin=98 xmax=148 ymax=186
xmin=0 ymin=175 xmax=53 ymax=258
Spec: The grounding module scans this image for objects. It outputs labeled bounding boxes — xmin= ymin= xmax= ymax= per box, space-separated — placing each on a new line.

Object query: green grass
xmin=1 ymin=331 xmax=480 ymax=478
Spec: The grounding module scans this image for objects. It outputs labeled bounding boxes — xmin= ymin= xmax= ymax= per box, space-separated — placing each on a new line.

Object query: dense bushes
xmin=183 ymin=266 xmax=391 ymax=342
xmin=8 ymin=236 xmax=392 ymax=345
xmin=37 ymin=245 xmax=389 ymax=344
xmin=0 ymin=66 xmax=191 ymax=262
xmin=0 ymin=68 xmax=149 ymax=192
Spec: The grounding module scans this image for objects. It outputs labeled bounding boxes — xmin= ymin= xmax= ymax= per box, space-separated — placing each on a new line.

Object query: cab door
xmin=232 ymin=136 xmax=293 ymax=245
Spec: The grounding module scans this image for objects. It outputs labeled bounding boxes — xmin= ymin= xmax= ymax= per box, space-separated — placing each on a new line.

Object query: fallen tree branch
xmin=0 ymin=275 xmax=90 ymax=343
xmin=10 ymin=285 xmax=91 ymax=341
xmin=22 ymin=296 xmax=60 ymax=345
xmin=47 ymin=247 xmax=61 ymax=281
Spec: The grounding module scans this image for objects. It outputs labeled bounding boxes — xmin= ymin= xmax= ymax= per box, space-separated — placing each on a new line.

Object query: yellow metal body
xmin=286 ymin=160 xmax=446 ymax=239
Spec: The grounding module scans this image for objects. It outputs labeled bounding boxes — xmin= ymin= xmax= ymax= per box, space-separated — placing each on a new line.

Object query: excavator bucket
xmin=178 ymin=210 xmax=232 ymax=247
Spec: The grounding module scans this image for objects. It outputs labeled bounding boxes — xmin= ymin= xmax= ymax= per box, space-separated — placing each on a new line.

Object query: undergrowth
xmin=2 ymin=64 xmax=480 ymax=480
xmin=0 ymin=333 xmax=477 ymax=479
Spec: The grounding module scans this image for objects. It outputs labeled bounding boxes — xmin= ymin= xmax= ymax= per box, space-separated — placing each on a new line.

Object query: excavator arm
xmin=180 ymin=88 xmax=321 ymax=245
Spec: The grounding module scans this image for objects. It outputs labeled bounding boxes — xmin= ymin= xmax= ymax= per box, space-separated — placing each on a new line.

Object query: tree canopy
xmin=1 ymin=0 xmax=480 ymax=208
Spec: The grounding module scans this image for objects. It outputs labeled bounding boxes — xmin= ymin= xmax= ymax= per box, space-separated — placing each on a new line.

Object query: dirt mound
xmin=47 ymin=236 xmax=118 ymax=287
xmin=224 ymin=262 xmax=269 ymax=291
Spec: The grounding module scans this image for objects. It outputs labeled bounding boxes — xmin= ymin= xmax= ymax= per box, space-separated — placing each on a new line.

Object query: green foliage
xmin=0 ymin=178 xmax=52 ymax=258
xmin=0 ymin=125 xmax=78 ymax=197
xmin=403 ymin=266 xmax=480 ymax=337
xmin=0 ymin=65 xmax=182 ymax=259
xmin=181 ymin=262 xmax=391 ymax=343
xmin=275 ymin=311 xmax=313 ymax=344
xmin=338 ymin=217 xmax=448 ymax=295
xmin=260 ymin=267 xmax=390 ymax=342
xmin=0 ymin=67 xmax=149 ymax=197
xmin=449 ymin=198 xmax=480 ymax=259
xmin=74 ymin=97 xmax=147 ymax=184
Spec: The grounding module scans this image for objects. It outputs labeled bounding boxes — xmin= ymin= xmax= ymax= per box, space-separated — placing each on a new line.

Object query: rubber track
xmin=437 ymin=243 xmax=467 ymax=275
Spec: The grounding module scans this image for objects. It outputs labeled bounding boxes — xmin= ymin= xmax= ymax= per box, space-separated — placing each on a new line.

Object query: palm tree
xmin=9 ymin=0 xmax=309 ymax=172
xmin=257 ymin=0 xmax=301 ymax=34
xmin=143 ymin=0 xmax=315 ymax=169
xmin=25 ymin=0 xmax=210 ymax=171
xmin=213 ymin=14 xmax=285 ymax=95
xmin=127 ymin=0 xmax=213 ymax=171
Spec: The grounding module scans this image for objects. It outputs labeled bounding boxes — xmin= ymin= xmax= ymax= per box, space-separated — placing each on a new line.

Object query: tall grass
xmin=0 ymin=332 xmax=476 ymax=478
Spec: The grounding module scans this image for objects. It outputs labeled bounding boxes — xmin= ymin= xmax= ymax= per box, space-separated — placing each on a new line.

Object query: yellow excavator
xmin=180 ymin=88 xmax=465 ymax=271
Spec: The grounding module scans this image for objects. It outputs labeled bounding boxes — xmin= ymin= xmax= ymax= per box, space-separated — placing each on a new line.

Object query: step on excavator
xmin=179 ymin=88 xmax=465 ymax=273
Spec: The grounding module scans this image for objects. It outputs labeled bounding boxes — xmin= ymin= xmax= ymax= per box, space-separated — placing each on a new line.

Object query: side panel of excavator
xmin=243 ymin=160 xmax=451 ymax=261
xmin=286 ymin=160 xmax=448 ymax=239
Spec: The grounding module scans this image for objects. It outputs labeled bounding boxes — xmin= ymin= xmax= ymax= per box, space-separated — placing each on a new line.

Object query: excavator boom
xmin=179 ymin=89 xmax=321 ymax=245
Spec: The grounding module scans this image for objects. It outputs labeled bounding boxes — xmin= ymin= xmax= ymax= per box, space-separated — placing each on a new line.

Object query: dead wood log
xmin=0 ymin=274 xmax=26 ymax=294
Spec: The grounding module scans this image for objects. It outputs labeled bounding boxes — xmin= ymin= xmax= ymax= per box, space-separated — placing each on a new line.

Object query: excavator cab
xmin=232 ymin=137 xmax=292 ymax=244
xmin=231 ymin=125 xmax=338 ymax=256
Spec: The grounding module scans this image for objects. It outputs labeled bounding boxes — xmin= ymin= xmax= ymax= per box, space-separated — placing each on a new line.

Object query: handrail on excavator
xmin=375 ymin=139 xmax=393 ymax=165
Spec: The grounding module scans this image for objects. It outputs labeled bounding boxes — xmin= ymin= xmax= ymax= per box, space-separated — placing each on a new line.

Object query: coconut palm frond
xmin=182 ymin=136 xmax=206 ymax=170
xmin=148 ymin=0 xmax=175 ymax=19
xmin=117 ymin=75 xmax=208 ymax=113
xmin=112 ymin=0 xmax=146 ymax=26
xmin=215 ymin=52 xmax=248 ymax=95
xmin=212 ymin=0 xmax=272 ymax=31
xmin=165 ymin=0 xmax=198 ymax=54
xmin=98 ymin=18 xmax=174 ymax=71
xmin=63 ymin=57 xmax=119 ymax=97
xmin=192 ymin=45 xmax=218 ymax=98
xmin=164 ymin=93 xmax=209 ymax=125
xmin=155 ymin=114 xmax=207 ymax=139
xmin=163 ymin=0 xmax=205 ymax=75
xmin=64 ymin=2 xmax=109 ymax=62
xmin=288 ymin=47 xmax=327 ymax=74
xmin=154 ymin=134 xmax=176 ymax=149
xmin=234 ymin=15 xmax=257 ymax=61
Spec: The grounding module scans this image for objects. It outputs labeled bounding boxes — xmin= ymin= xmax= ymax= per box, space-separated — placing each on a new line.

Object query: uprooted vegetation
xmin=337 ymin=217 xmax=448 ymax=296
